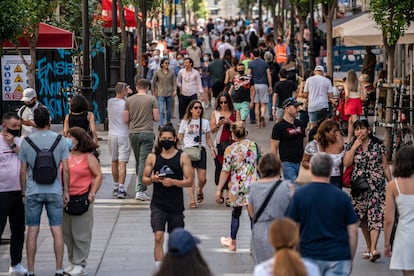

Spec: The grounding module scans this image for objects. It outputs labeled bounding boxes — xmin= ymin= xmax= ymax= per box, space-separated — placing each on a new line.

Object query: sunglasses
xmin=219 ymin=101 xmax=228 ymax=104
xmin=193 ymin=106 xmax=202 ymax=110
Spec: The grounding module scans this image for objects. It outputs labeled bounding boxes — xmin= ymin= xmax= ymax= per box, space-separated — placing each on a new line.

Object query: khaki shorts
xmin=108 ymin=135 xmax=131 ymax=162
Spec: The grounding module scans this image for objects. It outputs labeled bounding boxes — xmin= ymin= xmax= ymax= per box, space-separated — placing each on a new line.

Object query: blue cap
xmin=168 ymin=228 xmax=200 ymax=257
xmin=282 ymin=97 xmax=303 ymax=109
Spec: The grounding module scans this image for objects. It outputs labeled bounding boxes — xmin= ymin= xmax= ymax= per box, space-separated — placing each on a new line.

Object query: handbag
xmin=183 ymin=147 xmax=202 ymax=161
xmin=216 ymin=140 xmax=232 ymax=156
xmin=342 ymin=165 xmax=353 ymax=188
xmin=183 ymin=118 xmax=203 ymax=161
xmin=252 ymin=180 xmax=282 ymax=224
xmin=296 ymin=165 xmax=312 ymax=185
xmin=64 ymin=191 xmax=90 ymax=216
xmin=350 ymin=176 xmax=369 ymax=196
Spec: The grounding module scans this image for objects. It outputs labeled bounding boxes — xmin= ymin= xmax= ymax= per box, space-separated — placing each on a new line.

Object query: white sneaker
xmin=68 ymin=265 xmax=87 ymax=276
xmin=135 ymin=191 xmax=150 ymax=201
xmin=63 ymin=264 xmax=74 ymax=274
xmin=9 ymin=263 xmax=27 ymax=275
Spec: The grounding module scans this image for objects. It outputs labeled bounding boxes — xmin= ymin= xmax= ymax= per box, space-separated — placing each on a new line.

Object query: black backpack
xmin=25 ymin=135 xmax=62 ymax=184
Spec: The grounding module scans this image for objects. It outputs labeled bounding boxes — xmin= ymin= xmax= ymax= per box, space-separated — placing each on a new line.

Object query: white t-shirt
xmin=18 ymin=102 xmax=41 ymax=137
xmin=108 ymin=97 xmax=129 ymax=137
xmin=253 ymin=257 xmax=321 ymax=276
xmin=304 ymin=75 xmax=333 ymax=112
xmin=178 ymin=118 xmax=210 ymax=148
xmin=0 ymin=135 xmax=22 ymax=192
xmin=304 ymin=140 xmax=344 ymax=177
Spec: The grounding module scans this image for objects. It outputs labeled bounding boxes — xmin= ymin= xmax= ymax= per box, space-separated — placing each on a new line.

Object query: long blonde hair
xmin=271 ymin=218 xmax=307 ymax=276
xmin=345 ymin=70 xmax=359 ymax=91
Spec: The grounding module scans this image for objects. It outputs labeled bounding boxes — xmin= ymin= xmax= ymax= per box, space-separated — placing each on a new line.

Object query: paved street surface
xmin=0 ymin=109 xmax=401 ymax=276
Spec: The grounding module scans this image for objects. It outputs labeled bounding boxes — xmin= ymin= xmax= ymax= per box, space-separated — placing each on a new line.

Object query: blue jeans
xmin=158 ymin=96 xmax=172 ymax=126
xmin=268 ymin=94 xmax=273 ymax=118
xmin=282 ymin=162 xmax=300 ymax=187
xmin=304 ymin=258 xmax=352 ymax=276
xmin=129 ymin=132 xmax=155 ymax=192
xmin=25 ymin=193 xmax=63 ymax=226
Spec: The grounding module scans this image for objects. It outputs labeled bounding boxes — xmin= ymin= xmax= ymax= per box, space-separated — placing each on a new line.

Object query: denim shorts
xmin=25 ymin=193 xmax=63 ymax=226
xmin=308 ymin=111 xmax=319 ymax=123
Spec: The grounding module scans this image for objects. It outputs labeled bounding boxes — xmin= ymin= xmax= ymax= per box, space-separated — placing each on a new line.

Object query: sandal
xmin=362 ymin=251 xmax=370 ymax=259
xmin=225 ymin=197 xmax=231 ymax=207
xmin=197 ymin=192 xmax=204 ymax=203
xmin=220 ymin=236 xmax=236 ymax=251
xmin=189 ymin=202 xmax=197 ymax=209
xmin=369 ymin=250 xmax=381 ymax=262
xmin=260 ymin=116 xmax=266 ymax=127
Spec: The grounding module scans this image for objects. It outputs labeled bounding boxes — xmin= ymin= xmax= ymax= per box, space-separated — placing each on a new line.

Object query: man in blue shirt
xmin=285 ymin=152 xmax=358 ymax=275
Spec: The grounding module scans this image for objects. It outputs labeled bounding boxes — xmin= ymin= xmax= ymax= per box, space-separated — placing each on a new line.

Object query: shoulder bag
xmin=252 ymin=180 xmax=282 ymax=224
xmin=183 ymin=118 xmax=202 ymax=161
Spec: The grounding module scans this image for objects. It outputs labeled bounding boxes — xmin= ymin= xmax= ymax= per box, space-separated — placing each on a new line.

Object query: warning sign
xmin=14 ymin=74 xmax=23 ymax=82
xmin=1 ymin=55 xmax=31 ymax=101
xmin=15 ymin=84 xmax=23 ymax=92
xmin=14 ymin=65 xmax=23 ymax=73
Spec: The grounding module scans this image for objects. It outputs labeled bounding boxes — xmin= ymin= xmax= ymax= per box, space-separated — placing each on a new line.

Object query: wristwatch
xmin=10 ymin=143 xmax=17 ymax=149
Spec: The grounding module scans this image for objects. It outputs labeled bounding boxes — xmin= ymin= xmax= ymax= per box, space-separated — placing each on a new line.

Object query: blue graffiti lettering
xmin=37 ymin=57 xmax=73 ymax=80
xmin=92 ymin=101 xmax=102 ymax=123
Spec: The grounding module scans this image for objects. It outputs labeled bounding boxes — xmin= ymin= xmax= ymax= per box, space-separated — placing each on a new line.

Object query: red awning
xmin=100 ymin=0 xmax=141 ymax=28
xmin=2 ymin=23 xmax=74 ymax=49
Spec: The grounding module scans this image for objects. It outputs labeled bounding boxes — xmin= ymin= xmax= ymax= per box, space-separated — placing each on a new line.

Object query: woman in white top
xmin=384 ymin=146 xmax=414 ymax=275
xmin=302 ymin=119 xmax=344 ymax=189
xmin=178 ymin=100 xmax=215 ymax=208
xmin=253 ymin=218 xmax=320 ymax=276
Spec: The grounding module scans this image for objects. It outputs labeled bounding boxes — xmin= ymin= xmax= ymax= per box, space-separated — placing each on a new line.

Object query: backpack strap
xmin=49 ymin=135 xmax=62 ymax=152
xmin=25 ymin=137 xmax=41 ymax=152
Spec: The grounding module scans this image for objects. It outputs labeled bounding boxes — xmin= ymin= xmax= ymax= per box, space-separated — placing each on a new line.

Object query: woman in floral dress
xmin=344 ymin=119 xmax=391 ymax=262
xmin=215 ymin=121 xmax=258 ymax=251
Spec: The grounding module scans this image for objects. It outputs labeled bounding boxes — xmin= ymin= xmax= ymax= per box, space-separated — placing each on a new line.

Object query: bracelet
xmin=10 ymin=143 xmax=17 ymax=149
xmin=272 ymin=107 xmax=276 ymax=109
xmin=89 ymin=192 xmax=96 ymax=197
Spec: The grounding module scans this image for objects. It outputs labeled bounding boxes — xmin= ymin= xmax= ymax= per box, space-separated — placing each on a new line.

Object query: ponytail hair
xmin=270 ymin=218 xmax=307 ymax=276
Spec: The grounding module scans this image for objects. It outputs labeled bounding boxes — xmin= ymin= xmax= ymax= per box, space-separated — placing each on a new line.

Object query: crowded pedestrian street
xmin=0 ymin=118 xmax=399 ymax=276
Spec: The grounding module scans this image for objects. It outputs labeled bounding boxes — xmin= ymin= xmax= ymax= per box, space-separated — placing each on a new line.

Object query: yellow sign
xmin=15 ymin=84 xmax=23 ymax=92
xmin=14 ymin=65 xmax=23 ymax=73
xmin=14 ymin=75 xmax=23 ymax=82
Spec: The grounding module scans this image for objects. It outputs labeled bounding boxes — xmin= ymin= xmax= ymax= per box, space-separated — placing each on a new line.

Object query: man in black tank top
xmin=142 ymin=124 xmax=194 ymax=268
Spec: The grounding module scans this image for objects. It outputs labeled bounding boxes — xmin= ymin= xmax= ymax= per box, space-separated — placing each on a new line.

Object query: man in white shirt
xmin=176 ymin=58 xmax=203 ymax=119
xmin=108 ymin=82 xmax=132 ymax=199
xmin=303 ymin=66 xmax=334 ymax=129
xmin=17 ymin=88 xmax=43 ymax=137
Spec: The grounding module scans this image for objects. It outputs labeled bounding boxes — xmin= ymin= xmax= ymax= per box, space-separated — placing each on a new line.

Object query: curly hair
xmin=67 ymin=127 xmax=98 ymax=153
xmin=70 ymin=94 xmax=90 ymax=113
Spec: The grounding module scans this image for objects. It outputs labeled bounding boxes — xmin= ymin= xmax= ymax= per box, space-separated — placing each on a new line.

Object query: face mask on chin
xmin=6 ymin=128 xmax=21 ymax=137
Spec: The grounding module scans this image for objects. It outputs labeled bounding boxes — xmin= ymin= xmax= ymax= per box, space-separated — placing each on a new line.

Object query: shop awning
xmin=2 ymin=23 xmax=74 ymax=49
xmin=100 ymin=0 xmax=141 ymax=28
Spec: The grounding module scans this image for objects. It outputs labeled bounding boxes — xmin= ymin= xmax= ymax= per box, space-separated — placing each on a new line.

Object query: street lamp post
xmin=289 ymin=4 xmax=296 ymax=62
xmin=81 ymin=0 xmax=93 ymax=107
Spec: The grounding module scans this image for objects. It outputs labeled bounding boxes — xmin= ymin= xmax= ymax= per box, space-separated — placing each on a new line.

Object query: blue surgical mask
xmin=65 ymin=137 xmax=73 ymax=150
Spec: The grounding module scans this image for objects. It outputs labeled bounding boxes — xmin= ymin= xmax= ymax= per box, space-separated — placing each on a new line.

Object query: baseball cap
xmin=168 ymin=228 xmax=200 ymax=257
xmin=21 ymin=88 xmax=37 ymax=102
xmin=282 ymin=97 xmax=303 ymax=109
xmin=314 ymin=65 xmax=324 ymax=72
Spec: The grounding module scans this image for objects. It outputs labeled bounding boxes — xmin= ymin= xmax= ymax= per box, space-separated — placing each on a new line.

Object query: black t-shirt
xmin=232 ymin=74 xmax=254 ymax=103
xmin=271 ymin=118 xmax=306 ymax=163
xmin=273 ymin=80 xmax=297 ymax=108
xmin=151 ymin=150 xmax=184 ymax=214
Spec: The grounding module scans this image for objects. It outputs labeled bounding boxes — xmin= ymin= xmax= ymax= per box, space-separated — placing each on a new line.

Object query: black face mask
xmin=159 ymin=140 xmax=175 ymax=150
xmin=237 ymin=70 xmax=244 ymax=74
xmin=7 ymin=128 xmax=21 ymax=137
xmin=25 ymin=102 xmax=36 ymax=108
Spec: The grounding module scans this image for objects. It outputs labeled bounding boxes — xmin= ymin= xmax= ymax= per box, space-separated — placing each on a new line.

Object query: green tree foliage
xmin=369 ymin=0 xmax=414 ymax=160
xmin=291 ymin=0 xmax=310 ymax=76
xmin=0 ymin=0 xmax=26 ymax=48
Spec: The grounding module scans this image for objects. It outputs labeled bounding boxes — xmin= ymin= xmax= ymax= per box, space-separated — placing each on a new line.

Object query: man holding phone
xmin=142 ymin=124 xmax=194 ymax=269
